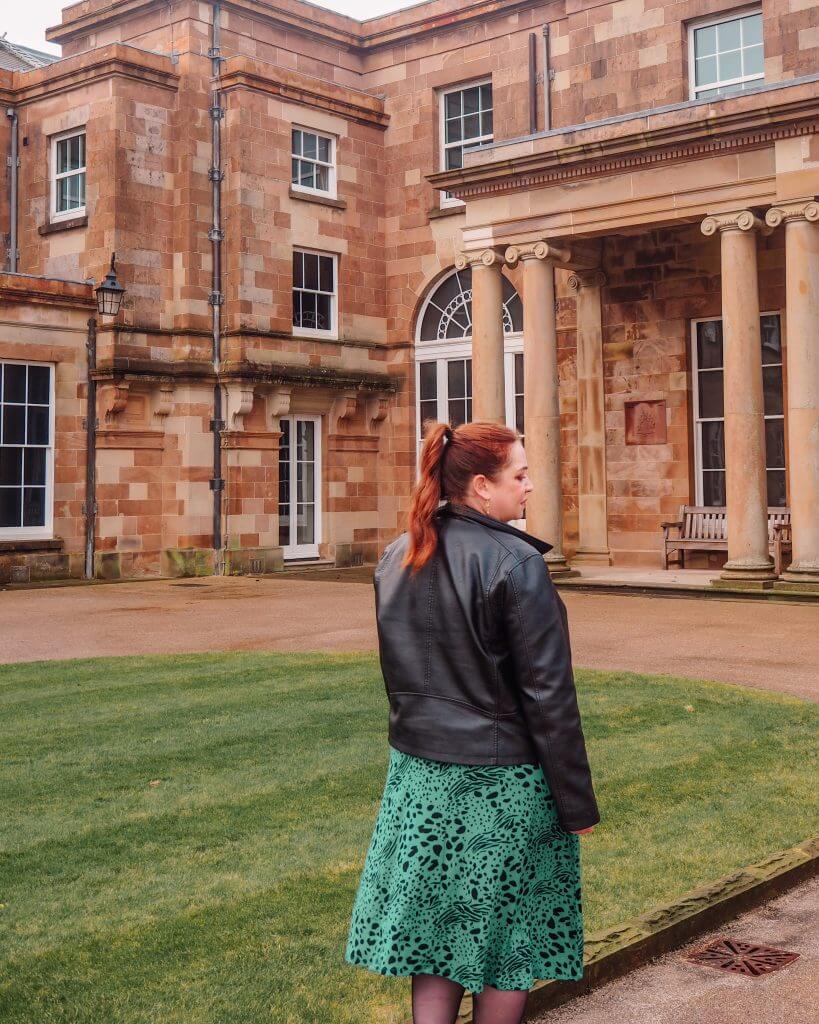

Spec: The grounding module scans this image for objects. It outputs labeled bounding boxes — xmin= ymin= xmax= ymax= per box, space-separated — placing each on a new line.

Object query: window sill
xmin=428 ymin=205 xmax=464 ymax=221
xmin=0 ymin=537 xmax=63 ymax=553
xmin=292 ymin=330 xmax=339 ymax=342
xmin=288 ymin=186 xmax=346 ymax=210
xmin=38 ymin=214 xmax=88 ymax=235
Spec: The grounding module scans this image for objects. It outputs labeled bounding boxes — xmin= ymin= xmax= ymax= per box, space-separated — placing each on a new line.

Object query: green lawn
xmin=1 ymin=652 xmax=816 ymax=1024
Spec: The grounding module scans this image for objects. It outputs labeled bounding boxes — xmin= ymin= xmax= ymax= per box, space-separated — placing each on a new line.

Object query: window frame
xmin=50 ymin=127 xmax=87 ymax=223
xmin=687 ymin=5 xmax=764 ymax=102
xmin=290 ymin=125 xmax=337 ymax=200
xmin=0 ymin=359 xmax=56 ymax=541
xmin=690 ymin=311 xmax=785 ymax=508
xmin=291 ymin=247 xmax=339 ymax=341
xmin=437 ymin=77 xmax=493 ymax=210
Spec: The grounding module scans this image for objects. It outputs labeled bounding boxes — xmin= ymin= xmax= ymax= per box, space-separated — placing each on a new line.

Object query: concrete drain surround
xmin=683 ymin=935 xmax=800 ymax=977
xmin=420 ymin=835 xmax=819 ymax=1024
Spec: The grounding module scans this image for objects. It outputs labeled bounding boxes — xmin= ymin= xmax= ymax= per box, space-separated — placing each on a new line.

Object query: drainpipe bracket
xmin=208 ymin=167 xmax=224 ymax=182
xmin=210 ymin=418 xmax=225 ymax=432
xmin=209 ymin=105 xmax=225 ymax=120
xmin=208 ymin=291 xmax=223 ymax=306
xmin=209 ymin=478 xmax=225 ymax=492
xmin=208 ymin=228 xmax=224 ymax=242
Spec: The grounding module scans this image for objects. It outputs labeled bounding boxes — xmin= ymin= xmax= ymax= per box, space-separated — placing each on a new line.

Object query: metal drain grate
xmin=684 ymin=936 xmax=800 ymax=977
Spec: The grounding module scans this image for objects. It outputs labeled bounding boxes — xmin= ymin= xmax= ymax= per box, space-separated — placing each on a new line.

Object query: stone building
xmin=0 ymin=0 xmax=817 ymax=588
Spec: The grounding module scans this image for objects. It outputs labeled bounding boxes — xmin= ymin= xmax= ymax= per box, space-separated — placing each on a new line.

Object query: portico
xmin=429 ymin=78 xmax=819 ymax=590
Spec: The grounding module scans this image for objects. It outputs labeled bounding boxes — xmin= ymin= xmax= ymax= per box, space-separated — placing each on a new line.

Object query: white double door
xmin=278 ymin=414 xmax=322 ymax=559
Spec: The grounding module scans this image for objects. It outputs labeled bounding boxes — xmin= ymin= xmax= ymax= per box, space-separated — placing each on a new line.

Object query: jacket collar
xmin=437 ymin=501 xmax=553 ymax=554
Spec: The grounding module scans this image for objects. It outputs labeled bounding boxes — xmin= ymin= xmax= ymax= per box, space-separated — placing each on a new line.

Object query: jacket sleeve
xmin=500 ymin=552 xmax=600 ymax=832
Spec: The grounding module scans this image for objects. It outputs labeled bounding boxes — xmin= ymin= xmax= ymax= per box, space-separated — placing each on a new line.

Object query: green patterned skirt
xmin=344 ymin=744 xmax=585 ymax=994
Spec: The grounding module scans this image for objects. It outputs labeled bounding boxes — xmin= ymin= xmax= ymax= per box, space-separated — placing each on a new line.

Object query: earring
xmin=481 ymin=498 xmax=491 ymax=516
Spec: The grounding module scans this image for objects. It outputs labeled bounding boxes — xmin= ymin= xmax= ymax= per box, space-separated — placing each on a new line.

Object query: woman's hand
xmin=569 ymin=825 xmax=595 ymax=834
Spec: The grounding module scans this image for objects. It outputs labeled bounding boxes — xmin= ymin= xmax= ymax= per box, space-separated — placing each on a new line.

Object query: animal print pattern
xmin=344 ymin=745 xmax=585 ymax=994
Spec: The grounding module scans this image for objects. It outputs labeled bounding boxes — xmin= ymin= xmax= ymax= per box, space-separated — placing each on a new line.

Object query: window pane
xmin=419 ymin=361 xmax=437 ymax=401
xmin=446 ymin=146 xmax=463 ymax=169
xmin=760 ymin=315 xmax=781 ymax=363
xmin=762 ymin=366 xmax=783 ymax=417
xmin=293 ymin=251 xmax=304 ymax=289
xmin=420 ymin=400 xmax=438 ymax=435
xmin=315 ymin=164 xmax=329 ymax=192
xmin=743 ymin=14 xmax=763 ymax=46
xmin=302 ymin=132 xmax=317 ymax=160
xmin=299 ymin=162 xmax=315 ymax=189
xmin=717 ymin=18 xmax=742 ymax=51
xmin=697 ymin=321 xmax=723 ymax=368
xmin=56 ymin=138 xmax=69 ymax=174
xmin=514 ymin=352 xmax=523 ymax=393
xmin=718 ymin=49 xmax=742 ymax=82
xmin=506 ymin=292 xmax=523 ymax=333
xmin=3 ymin=405 xmax=25 ymax=445
xmin=465 ymin=359 xmax=472 ymax=398
xmin=445 ymin=116 xmax=462 ymax=144
xmin=0 ymin=487 xmax=21 ymax=527
xmin=695 ymin=55 xmax=718 ymax=87
xmin=315 ymin=293 xmax=331 ymax=331
xmin=765 ymin=418 xmax=785 ymax=469
xmin=291 ymin=156 xmax=300 ymax=183
xmin=701 ymin=420 xmax=725 ymax=470
xmin=463 ymin=87 xmax=481 ymax=115
xmin=24 ymin=447 xmax=46 ymax=486
xmin=480 ymin=83 xmax=492 ymax=110
xmin=292 ymin=290 xmax=302 ymax=327
xmin=463 ymin=113 xmax=480 ymax=140
xmin=743 ymin=44 xmax=764 ymax=77
xmin=27 ymin=406 xmax=49 ymax=446
xmin=515 ymin=395 xmax=524 ymax=436
xmin=28 ymin=366 xmax=50 ymax=404
xmin=0 ymin=448 xmax=23 ymax=486
xmin=448 ymin=398 xmax=467 ymax=427
xmin=319 ymin=255 xmax=334 ymax=293
xmin=4 ymin=364 xmax=26 ymax=402
xmin=766 ymin=469 xmax=786 ymax=507
xmin=317 ymin=136 xmax=331 ymax=162
xmin=445 ymin=92 xmax=461 ymax=119
xmin=480 ymin=109 xmax=493 ymax=136
xmin=695 ymin=24 xmax=717 ymax=58
xmin=304 ymin=253 xmax=319 ymax=291
xmin=297 ymin=420 xmax=315 ymax=462
xmin=698 ymin=370 xmax=724 ymax=419
xmin=702 ymin=470 xmax=726 ymax=506
xmin=296 ymin=502 xmax=315 ymax=545
xmin=298 ymin=292 xmax=316 ymax=329
xmin=448 ymin=360 xmax=466 ymax=399
xmin=22 ymin=487 xmax=46 ymax=527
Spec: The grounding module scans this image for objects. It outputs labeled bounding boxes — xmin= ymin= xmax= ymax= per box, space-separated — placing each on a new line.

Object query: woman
xmin=345 ymin=420 xmax=600 ymax=1024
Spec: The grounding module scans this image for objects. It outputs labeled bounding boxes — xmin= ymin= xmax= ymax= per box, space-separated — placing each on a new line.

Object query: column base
xmin=572 ymin=549 xmax=613 ymax=566
xmin=775 ymin=561 xmax=819 ymax=593
xmin=712 ymin=557 xmax=776 ymax=589
xmin=544 ymin=553 xmax=582 ymax=578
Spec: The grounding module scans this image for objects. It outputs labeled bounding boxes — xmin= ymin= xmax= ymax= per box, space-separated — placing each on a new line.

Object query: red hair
xmin=401 ymin=419 xmax=519 ymax=576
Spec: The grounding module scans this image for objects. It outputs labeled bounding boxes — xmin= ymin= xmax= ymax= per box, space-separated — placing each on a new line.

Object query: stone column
xmin=456 ymin=248 xmax=506 ymax=424
xmin=506 ymin=241 xmax=576 ymax=575
xmin=701 ymin=210 xmax=776 ymax=586
xmin=765 ymin=198 xmax=819 ymax=589
xmin=568 ymin=270 xmax=612 ymax=565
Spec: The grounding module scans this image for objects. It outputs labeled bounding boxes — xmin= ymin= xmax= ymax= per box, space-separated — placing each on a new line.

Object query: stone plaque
xmin=625 ymin=399 xmax=667 ymax=445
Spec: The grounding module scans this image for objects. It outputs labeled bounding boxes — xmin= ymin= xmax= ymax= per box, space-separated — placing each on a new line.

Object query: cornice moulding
xmin=219 ymin=57 xmax=388 ymax=129
xmin=46 ymin=0 xmax=549 ymax=54
xmin=8 ymin=44 xmax=179 ymax=104
xmin=428 ymin=84 xmax=819 ymax=199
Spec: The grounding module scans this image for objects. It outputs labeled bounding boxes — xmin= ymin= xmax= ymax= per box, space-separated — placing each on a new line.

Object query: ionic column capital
xmin=567 ymin=269 xmax=606 ymax=292
xmin=701 ymin=210 xmax=772 ymax=236
xmin=454 ymin=246 xmax=507 ymax=271
xmin=504 ymin=240 xmax=572 ymax=266
xmin=765 ymin=197 xmax=819 ymax=228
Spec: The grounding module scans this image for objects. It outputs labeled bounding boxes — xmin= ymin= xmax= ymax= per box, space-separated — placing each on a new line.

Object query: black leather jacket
xmin=373 ymin=500 xmax=600 ymax=832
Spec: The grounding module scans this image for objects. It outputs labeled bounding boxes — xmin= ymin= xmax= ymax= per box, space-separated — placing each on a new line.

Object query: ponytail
xmin=401 ymin=419 xmax=518 ymax=576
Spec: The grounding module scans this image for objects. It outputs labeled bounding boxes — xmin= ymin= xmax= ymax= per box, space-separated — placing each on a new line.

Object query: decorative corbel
xmin=151 ymin=381 xmax=175 ymax=420
xmin=97 ymin=381 xmax=130 ymax=424
xmin=365 ymin=392 xmax=390 ymax=434
xmin=266 ymin=386 xmax=292 ymax=425
xmin=504 ymin=240 xmax=572 ymax=266
xmin=223 ymin=382 xmax=256 ymax=432
xmin=328 ymin=389 xmax=358 ymax=435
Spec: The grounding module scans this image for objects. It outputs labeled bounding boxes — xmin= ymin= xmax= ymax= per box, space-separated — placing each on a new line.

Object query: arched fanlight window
xmin=417 ymin=267 xmax=522 ymax=342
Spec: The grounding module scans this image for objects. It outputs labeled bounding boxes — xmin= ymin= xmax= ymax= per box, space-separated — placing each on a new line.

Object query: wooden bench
xmin=661 ymin=505 xmax=792 ymax=574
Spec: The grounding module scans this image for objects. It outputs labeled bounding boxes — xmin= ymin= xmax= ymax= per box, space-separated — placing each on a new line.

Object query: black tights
xmin=411 ymin=973 xmax=529 ymax=1024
